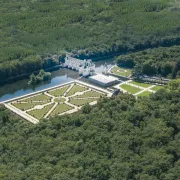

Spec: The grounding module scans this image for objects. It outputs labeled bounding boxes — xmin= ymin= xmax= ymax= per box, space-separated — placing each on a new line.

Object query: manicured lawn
xmin=120 ymin=84 xmax=141 ymax=94
xmin=54 ymin=97 xmax=66 ymax=103
xmin=111 ymin=66 xmax=132 ymax=77
xmin=28 ymin=103 xmax=55 ymax=120
xmin=66 ymin=84 xmax=87 ymax=96
xmin=48 ymin=85 xmax=69 ymax=97
xmin=70 ymin=98 xmax=96 ymax=107
xmin=51 ymin=103 xmax=73 ymax=116
xmin=77 ymin=90 xmax=104 ymax=98
xmin=24 ymin=94 xmax=51 ymax=102
xmin=129 ymin=81 xmax=152 ymax=88
xmin=151 ymin=85 xmax=165 ymax=91
xmin=12 ymin=102 xmax=44 ymax=111
xmin=137 ymin=91 xmax=152 ymax=97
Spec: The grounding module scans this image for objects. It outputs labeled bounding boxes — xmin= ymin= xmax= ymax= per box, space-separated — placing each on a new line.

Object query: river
xmin=0 ymin=58 xmax=115 ymax=102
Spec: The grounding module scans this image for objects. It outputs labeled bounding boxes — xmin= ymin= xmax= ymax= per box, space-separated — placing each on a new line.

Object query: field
xmin=6 ymin=81 xmax=110 ymax=123
xmin=111 ymin=66 xmax=132 ymax=77
xmin=120 ymin=84 xmax=141 ymax=94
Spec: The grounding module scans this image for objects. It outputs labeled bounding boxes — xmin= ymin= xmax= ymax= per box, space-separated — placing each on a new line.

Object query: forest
xmin=116 ymin=46 xmax=180 ymax=78
xmin=0 ymin=83 xmax=180 ymax=180
xmin=0 ymin=0 xmax=180 ymax=83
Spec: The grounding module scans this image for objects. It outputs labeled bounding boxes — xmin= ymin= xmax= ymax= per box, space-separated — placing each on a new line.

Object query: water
xmin=0 ymin=58 xmax=114 ymax=102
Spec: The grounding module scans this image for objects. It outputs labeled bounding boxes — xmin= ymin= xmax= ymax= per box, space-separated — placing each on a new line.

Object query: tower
xmin=103 ymin=62 xmax=108 ymax=74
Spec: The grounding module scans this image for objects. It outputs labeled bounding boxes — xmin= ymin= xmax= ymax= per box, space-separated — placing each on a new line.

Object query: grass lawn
xmin=120 ymin=84 xmax=141 ymax=94
xmin=137 ymin=91 xmax=152 ymax=97
xmin=111 ymin=66 xmax=132 ymax=77
xmin=24 ymin=94 xmax=51 ymax=102
xmin=76 ymin=90 xmax=104 ymax=98
xmin=54 ymin=97 xmax=66 ymax=103
xmin=151 ymin=85 xmax=165 ymax=91
xmin=12 ymin=102 xmax=44 ymax=111
xmin=129 ymin=81 xmax=152 ymax=88
xmin=66 ymin=84 xmax=87 ymax=96
xmin=70 ymin=98 xmax=96 ymax=106
xmin=48 ymin=85 xmax=69 ymax=97
xmin=28 ymin=103 xmax=54 ymax=120
xmin=51 ymin=103 xmax=73 ymax=116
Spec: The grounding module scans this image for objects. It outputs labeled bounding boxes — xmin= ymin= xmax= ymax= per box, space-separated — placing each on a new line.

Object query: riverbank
xmin=0 ymin=59 xmax=113 ymax=102
xmin=0 ymin=65 xmax=61 ymax=87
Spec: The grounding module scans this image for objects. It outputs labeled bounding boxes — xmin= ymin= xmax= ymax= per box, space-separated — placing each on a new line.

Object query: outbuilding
xmin=89 ymin=74 xmax=119 ymax=87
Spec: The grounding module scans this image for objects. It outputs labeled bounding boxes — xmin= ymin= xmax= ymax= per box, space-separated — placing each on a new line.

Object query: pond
xmin=0 ymin=58 xmax=115 ymax=102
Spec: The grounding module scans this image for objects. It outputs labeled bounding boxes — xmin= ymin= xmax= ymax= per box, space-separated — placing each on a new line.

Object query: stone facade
xmin=64 ymin=55 xmax=95 ymax=77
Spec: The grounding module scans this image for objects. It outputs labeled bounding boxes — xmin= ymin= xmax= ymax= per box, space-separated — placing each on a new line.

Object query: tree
xmin=167 ymin=79 xmax=180 ymax=91
xmin=132 ymin=63 xmax=143 ymax=80
xmin=28 ymin=73 xmax=36 ymax=85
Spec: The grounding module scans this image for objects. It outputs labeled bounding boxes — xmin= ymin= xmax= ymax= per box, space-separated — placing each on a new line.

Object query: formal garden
xmin=116 ymin=80 xmax=165 ymax=97
xmin=7 ymin=82 xmax=109 ymax=122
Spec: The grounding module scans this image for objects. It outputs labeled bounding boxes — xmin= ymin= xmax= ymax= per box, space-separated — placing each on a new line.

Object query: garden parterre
xmin=5 ymin=81 xmax=111 ymax=123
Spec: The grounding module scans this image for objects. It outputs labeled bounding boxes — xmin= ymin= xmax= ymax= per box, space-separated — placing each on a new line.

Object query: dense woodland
xmin=0 ymin=0 xmax=180 ymax=83
xmin=1 ymin=1 xmax=180 ymax=178
xmin=0 ymin=84 xmax=180 ymax=180
xmin=116 ymin=46 xmax=180 ymax=78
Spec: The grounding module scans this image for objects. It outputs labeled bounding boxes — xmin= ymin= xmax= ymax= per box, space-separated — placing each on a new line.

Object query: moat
xmin=0 ymin=58 xmax=114 ymax=102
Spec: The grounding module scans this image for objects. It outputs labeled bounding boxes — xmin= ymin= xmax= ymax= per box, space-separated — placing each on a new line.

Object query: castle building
xmin=64 ymin=55 xmax=95 ymax=77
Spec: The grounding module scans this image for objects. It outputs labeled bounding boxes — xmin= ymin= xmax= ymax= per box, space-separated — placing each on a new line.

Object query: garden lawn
xmin=51 ymin=103 xmax=73 ymax=116
xmin=48 ymin=85 xmax=69 ymax=97
xmin=111 ymin=66 xmax=132 ymax=77
xmin=77 ymin=90 xmax=104 ymax=98
xmin=12 ymin=102 xmax=44 ymax=111
xmin=137 ymin=91 xmax=152 ymax=97
xmin=67 ymin=84 xmax=87 ymax=96
xmin=129 ymin=81 xmax=152 ymax=88
xmin=70 ymin=98 xmax=96 ymax=107
xmin=24 ymin=94 xmax=51 ymax=102
xmin=28 ymin=103 xmax=54 ymax=120
xmin=151 ymin=85 xmax=165 ymax=91
xmin=120 ymin=84 xmax=141 ymax=94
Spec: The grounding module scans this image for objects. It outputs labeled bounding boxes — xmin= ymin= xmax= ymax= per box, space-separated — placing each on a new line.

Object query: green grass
xmin=137 ymin=91 xmax=152 ymax=97
xmin=151 ymin=85 xmax=165 ymax=91
xmin=111 ymin=66 xmax=132 ymax=77
xmin=51 ymin=103 xmax=73 ymax=116
xmin=54 ymin=97 xmax=66 ymax=103
xmin=28 ymin=103 xmax=55 ymax=120
xmin=66 ymin=84 xmax=87 ymax=96
xmin=69 ymin=98 xmax=96 ymax=107
xmin=24 ymin=94 xmax=51 ymax=102
xmin=12 ymin=102 xmax=44 ymax=111
xmin=76 ymin=90 xmax=104 ymax=98
xmin=129 ymin=81 xmax=152 ymax=88
xmin=120 ymin=84 xmax=141 ymax=94
xmin=48 ymin=85 xmax=69 ymax=97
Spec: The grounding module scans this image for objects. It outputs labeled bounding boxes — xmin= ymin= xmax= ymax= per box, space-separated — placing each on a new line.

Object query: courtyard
xmin=5 ymin=81 xmax=111 ymax=124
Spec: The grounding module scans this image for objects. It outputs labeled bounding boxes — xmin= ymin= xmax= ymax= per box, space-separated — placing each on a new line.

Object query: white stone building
xmin=64 ymin=55 xmax=95 ymax=77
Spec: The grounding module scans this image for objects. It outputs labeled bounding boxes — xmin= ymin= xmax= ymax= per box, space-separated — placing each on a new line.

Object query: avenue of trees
xmin=117 ymin=46 xmax=180 ymax=78
xmin=0 ymin=84 xmax=180 ymax=180
xmin=0 ymin=0 xmax=180 ymax=83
